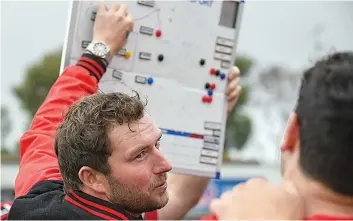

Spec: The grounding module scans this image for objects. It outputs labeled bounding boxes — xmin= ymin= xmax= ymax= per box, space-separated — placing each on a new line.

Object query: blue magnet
xmin=147 ymin=77 xmax=154 ymax=84
xmin=208 ymin=89 xmax=213 ymax=96
xmin=220 ymin=73 xmax=226 ymax=80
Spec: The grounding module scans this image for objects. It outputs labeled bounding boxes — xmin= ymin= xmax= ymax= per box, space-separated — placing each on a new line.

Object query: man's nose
xmin=153 ymin=150 xmax=172 ymax=174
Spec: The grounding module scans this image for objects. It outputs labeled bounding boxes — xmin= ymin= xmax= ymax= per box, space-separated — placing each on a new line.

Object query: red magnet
xmin=210 ymin=82 xmax=216 ymax=90
xmin=210 ymin=68 xmax=216 ymax=75
xmin=202 ymin=95 xmax=208 ymax=103
xmin=207 ymin=96 xmax=213 ymax=103
xmin=202 ymin=95 xmax=212 ymax=103
xmin=156 ymin=29 xmax=162 ymax=37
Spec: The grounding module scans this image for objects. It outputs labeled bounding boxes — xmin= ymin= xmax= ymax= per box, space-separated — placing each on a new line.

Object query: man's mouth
xmin=156 ymin=181 xmax=167 ymax=188
xmin=155 ymin=174 xmax=168 ymax=187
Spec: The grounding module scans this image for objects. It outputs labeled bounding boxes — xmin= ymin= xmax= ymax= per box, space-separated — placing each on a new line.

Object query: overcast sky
xmin=2 ymin=1 xmax=353 ymax=154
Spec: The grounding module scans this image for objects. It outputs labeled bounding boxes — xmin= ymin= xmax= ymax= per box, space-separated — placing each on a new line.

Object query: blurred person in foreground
xmin=7 ymin=2 xmax=243 ymax=220
xmin=204 ymin=52 xmax=353 ymax=220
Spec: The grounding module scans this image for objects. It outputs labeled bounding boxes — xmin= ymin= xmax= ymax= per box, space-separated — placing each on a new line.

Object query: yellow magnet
xmin=125 ymin=50 xmax=132 ymax=59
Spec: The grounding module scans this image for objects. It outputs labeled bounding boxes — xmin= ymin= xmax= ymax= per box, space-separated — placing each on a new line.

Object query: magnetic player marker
xmin=124 ymin=50 xmax=132 ymax=59
xmin=202 ymin=95 xmax=212 ymax=103
xmin=158 ymin=54 xmax=164 ymax=62
xmin=147 ymin=77 xmax=154 ymax=84
xmin=215 ymin=70 xmax=220 ymax=76
xmin=206 ymin=95 xmax=213 ymax=103
xmin=220 ymin=73 xmax=226 ymax=80
xmin=202 ymin=95 xmax=208 ymax=103
xmin=208 ymin=89 xmax=213 ymax=96
xmin=200 ymin=59 xmax=206 ymax=66
xmin=156 ymin=29 xmax=162 ymax=37
xmin=210 ymin=68 xmax=216 ymax=75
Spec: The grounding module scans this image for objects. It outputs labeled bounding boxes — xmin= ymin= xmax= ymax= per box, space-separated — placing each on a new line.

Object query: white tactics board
xmin=60 ymin=0 xmax=244 ymax=179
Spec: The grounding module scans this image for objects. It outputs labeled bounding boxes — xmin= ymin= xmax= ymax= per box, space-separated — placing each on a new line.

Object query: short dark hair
xmin=296 ymin=51 xmax=353 ymax=196
xmin=54 ymin=92 xmax=145 ymax=191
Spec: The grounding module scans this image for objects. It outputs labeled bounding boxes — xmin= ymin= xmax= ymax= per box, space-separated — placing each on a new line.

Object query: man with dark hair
xmin=7 ymin=2 xmax=243 ymax=220
xmin=55 ymin=92 xmax=171 ymax=213
xmin=206 ymin=52 xmax=353 ymax=220
xmin=293 ymin=52 xmax=353 ymax=197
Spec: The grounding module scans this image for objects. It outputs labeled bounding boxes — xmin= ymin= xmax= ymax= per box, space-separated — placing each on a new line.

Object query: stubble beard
xmin=106 ymin=175 xmax=169 ymax=214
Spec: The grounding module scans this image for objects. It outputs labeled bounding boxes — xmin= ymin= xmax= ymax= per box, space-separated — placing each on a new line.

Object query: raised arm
xmin=14 ymin=2 xmax=134 ymax=198
xmin=15 ymin=54 xmax=105 ymax=198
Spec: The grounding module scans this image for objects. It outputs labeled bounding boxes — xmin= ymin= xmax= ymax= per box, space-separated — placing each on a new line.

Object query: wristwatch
xmin=85 ymin=40 xmax=113 ymax=64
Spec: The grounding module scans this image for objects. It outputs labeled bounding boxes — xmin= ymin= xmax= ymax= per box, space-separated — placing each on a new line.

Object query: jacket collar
xmin=65 ymin=189 xmax=144 ymax=220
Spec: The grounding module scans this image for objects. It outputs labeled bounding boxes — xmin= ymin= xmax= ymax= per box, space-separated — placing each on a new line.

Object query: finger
xmin=226 ymin=76 xmax=240 ymax=95
xmin=126 ymin=12 xmax=134 ymax=22
xmin=228 ymin=66 xmax=240 ymax=80
xmin=126 ymin=12 xmax=134 ymax=31
xmin=109 ymin=3 xmax=121 ymax=12
xmin=117 ymin=3 xmax=128 ymax=16
xmin=97 ymin=0 xmax=107 ymax=13
xmin=227 ymin=85 xmax=241 ymax=102
xmin=227 ymin=87 xmax=241 ymax=115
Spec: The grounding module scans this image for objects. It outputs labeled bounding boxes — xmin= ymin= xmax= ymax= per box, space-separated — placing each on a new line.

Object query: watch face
xmin=93 ymin=42 xmax=108 ymax=57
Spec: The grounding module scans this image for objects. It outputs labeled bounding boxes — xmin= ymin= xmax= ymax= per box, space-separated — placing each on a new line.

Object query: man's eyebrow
xmin=127 ymin=145 xmax=147 ymax=158
xmin=128 ymin=132 xmax=162 ymax=157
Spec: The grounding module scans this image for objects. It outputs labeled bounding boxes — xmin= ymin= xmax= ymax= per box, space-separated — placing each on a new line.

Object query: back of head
xmin=296 ymin=51 xmax=353 ymax=196
xmin=54 ymin=92 xmax=145 ymax=191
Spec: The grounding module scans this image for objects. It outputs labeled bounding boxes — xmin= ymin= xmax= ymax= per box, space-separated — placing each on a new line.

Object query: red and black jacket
xmin=6 ymin=53 xmax=158 ymax=220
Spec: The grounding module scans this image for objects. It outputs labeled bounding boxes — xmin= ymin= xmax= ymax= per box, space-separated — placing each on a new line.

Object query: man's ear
xmin=280 ymin=112 xmax=299 ymax=152
xmin=78 ymin=166 xmax=108 ymax=193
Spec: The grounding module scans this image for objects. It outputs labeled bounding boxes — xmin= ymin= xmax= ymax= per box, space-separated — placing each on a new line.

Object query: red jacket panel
xmin=15 ymin=64 xmax=98 ymax=198
xmin=12 ymin=53 xmax=157 ymax=220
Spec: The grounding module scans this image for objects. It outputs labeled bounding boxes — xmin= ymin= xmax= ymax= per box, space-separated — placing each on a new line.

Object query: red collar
xmin=65 ymin=189 xmax=143 ymax=220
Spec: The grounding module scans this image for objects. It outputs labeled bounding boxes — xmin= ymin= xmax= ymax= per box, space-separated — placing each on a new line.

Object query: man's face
xmin=105 ymin=113 xmax=172 ymax=213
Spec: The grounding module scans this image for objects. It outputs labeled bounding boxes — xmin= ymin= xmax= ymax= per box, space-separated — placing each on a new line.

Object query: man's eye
xmin=156 ymin=142 xmax=160 ymax=150
xmin=136 ymin=152 xmax=146 ymax=159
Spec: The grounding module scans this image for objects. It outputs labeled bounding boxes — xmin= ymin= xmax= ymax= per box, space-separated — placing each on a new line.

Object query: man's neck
xmin=122 ymin=208 xmax=142 ymax=218
xmin=286 ymin=167 xmax=353 ymax=218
